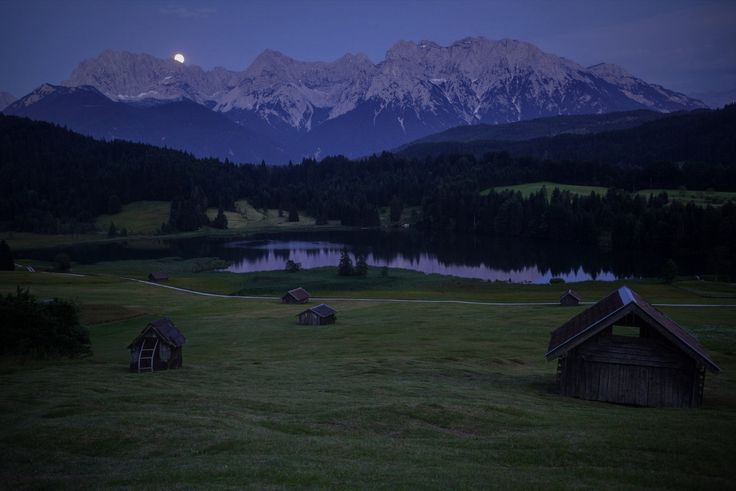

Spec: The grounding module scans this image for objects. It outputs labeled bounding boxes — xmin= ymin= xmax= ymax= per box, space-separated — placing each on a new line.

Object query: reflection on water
xmin=20 ymin=230 xmax=674 ymax=284
xmin=221 ymin=232 xmax=626 ymax=283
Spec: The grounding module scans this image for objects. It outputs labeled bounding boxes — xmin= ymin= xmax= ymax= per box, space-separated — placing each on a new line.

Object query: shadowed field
xmin=1 ymin=270 xmax=735 ymax=489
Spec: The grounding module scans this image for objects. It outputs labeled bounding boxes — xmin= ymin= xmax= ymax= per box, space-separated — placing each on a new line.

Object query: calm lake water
xmin=22 ymin=230 xmax=674 ymax=284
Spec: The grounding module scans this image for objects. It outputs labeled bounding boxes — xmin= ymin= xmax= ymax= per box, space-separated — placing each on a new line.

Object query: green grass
xmin=1 ymin=269 xmax=735 ymax=488
xmin=481 ymin=182 xmax=608 ymax=198
xmin=96 ymin=200 xmax=171 ymax=234
xmin=637 ymin=188 xmax=736 ymax=206
xmin=481 ymin=182 xmax=736 ymax=206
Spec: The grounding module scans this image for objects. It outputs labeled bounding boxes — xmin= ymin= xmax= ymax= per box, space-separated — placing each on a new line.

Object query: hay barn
xmin=282 ymin=287 xmax=310 ymax=304
xmin=560 ymin=289 xmax=582 ymax=306
xmin=546 ymin=286 xmax=720 ymax=407
xmin=297 ymin=304 xmax=337 ymax=325
xmin=128 ymin=318 xmax=186 ymax=372
xmin=148 ymin=272 xmax=169 ymax=282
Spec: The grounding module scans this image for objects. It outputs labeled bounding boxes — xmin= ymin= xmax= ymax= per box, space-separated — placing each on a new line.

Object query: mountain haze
xmin=8 ymin=37 xmax=706 ymax=163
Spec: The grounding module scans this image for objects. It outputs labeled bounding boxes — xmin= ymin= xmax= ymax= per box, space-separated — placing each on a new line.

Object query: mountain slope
xmin=20 ymin=37 xmax=708 ymax=162
xmin=397 ymin=106 xmax=736 ymax=166
xmin=0 ymin=91 xmax=16 ymax=111
xmin=397 ymin=110 xmax=669 ymax=148
xmin=4 ymin=84 xmax=284 ymax=163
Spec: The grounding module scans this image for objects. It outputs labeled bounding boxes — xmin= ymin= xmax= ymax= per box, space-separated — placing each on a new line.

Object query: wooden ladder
xmin=138 ymin=337 xmax=158 ymax=373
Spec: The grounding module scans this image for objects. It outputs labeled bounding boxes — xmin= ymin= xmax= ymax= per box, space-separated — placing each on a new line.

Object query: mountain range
xmin=4 ymin=37 xmax=706 ymax=163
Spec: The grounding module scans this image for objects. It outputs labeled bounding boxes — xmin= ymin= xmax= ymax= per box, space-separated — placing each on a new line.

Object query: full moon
xmin=174 ymin=53 xmax=185 ymax=64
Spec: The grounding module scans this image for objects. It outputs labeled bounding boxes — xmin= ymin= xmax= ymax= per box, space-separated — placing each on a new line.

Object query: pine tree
xmin=0 ymin=240 xmax=14 ymax=271
xmin=337 ymin=249 xmax=354 ymax=276
xmin=355 ymin=254 xmax=368 ymax=276
xmin=288 ymin=206 xmax=300 ymax=222
xmin=107 ymin=222 xmax=117 ymax=238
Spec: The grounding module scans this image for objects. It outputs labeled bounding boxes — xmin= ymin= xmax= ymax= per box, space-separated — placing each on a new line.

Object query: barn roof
xmin=298 ymin=304 xmax=337 ymax=318
xmin=286 ymin=287 xmax=310 ymax=301
xmin=148 ymin=272 xmax=168 ymax=280
xmin=560 ymin=289 xmax=581 ymax=302
xmin=127 ymin=317 xmax=186 ymax=348
xmin=546 ymin=286 xmax=720 ymax=373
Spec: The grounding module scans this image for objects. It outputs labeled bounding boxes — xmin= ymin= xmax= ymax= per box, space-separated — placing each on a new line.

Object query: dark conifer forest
xmin=1 ymin=111 xmax=735 ymax=277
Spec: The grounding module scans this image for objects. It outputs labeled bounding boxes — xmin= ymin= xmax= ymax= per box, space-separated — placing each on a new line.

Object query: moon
xmin=174 ymin=53 xmax=185 ymax=64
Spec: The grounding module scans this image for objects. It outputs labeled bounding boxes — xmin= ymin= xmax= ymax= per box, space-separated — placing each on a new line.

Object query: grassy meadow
xmin=1 ymin=265 xmax=736 ymax=489
xmin=482 ymin=181 xmax=736 ymax=206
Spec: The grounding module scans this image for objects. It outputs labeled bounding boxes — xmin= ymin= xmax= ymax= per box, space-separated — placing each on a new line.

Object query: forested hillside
xmin=1 ymin=114 xmax=735 ymax=277
xmin=398 ymin=105 xmax=736 ymax=165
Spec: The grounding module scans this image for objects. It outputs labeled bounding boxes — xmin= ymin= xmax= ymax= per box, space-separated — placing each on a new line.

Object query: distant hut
xmin=560 ymin=289 xmax=582 ymax=306
xmin=148 ymin=272 xmax=169 ymax=282
xmin=128 ymin=318 xmax=186 ymax=372
xmin=282 ymin=287 xmax=310 ymax=304
xmin=297 ymin=304 xmax=337 ymax=325
xmin=546 ymin=286 xmax=720 ymax=407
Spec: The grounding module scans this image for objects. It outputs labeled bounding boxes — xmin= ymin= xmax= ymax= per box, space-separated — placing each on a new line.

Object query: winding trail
xmin=124 ymin=278 xmax=736 ymax=308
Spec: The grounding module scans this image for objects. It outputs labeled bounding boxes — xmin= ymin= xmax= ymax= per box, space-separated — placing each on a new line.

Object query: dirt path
xmin=124 ymin=277 xmax=736 ymax=308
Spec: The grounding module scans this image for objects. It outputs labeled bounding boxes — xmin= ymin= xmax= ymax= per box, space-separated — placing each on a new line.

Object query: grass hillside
xmin=482 ymin=182 xmax=608 ymax=198
xmin=484 ymin=182 xmax=736 ymax=206
xmin=94 ymin=199 xmax=317 ymax=236
xmin=96 ymin=201 xmax=171 ymax=234
xmin=1 ymin=269 xmax=735 ymax=488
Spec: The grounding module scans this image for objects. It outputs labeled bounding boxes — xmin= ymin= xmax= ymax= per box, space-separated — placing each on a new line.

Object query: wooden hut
xmin=546 ymin=286 xmax=719 ymax=407
xmin=128 ymin=318 xmax=186 ymax=372
xmin=297 ymin=304 xmax=337 ymax=325
xmin=560 ymin=289 xmax=581 ymax=306
xmin=282 ymin=287 xmax=310 ymax=304
xmin=148 ymin=272 xmax=169 ymax=282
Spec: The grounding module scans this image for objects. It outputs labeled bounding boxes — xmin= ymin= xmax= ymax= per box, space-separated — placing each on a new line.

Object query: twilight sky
xmin=0 ymin=0 xmax=734 ymax=98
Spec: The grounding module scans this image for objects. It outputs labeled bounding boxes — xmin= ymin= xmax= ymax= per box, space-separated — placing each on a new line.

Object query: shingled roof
xmin=286 ymin=287 xmax=310 ymax=302
xmin=298 ymin=304 xmax=337 ymax=318
xmin=127 ymin=317 xmax=186 ymax=348
xmin=546 ymin=286 xmax=720 ymax=373
xmin=560 ymin=289 xmax=581 ymax=302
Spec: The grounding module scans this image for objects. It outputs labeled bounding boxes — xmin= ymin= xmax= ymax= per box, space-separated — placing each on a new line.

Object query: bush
xmin=285 ymin=259 xmax=302 ymax=272
xmin=549 ymin=277 xmax=565 ymax=284
xmin=0 ymin=287 xmax=91 ymax=358
xmin=54 ymin=253 xmax=71 ymax=272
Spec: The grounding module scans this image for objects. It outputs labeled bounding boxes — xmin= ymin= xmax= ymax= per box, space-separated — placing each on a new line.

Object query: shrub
xmin=549 ymin=277 xmax=565 ymax=284
xmin=285 ymin=259 xmax=302 ymax=272
xmin=0 ymin=287 xmax=91 ymax=358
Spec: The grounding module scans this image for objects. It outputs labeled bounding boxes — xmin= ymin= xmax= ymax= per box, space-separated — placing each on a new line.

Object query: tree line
xmin=1 ymin=114 xmax=735 ymax=277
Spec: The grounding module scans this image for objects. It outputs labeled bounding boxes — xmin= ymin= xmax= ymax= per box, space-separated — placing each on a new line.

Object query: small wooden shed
xmin=128 ymin=318 xmax=186 ymax=372
xmin=282 ymin=287 xmax=310 ymax=304
xmin=546 ymin=286 xmax=720 ymax=407
xmin=560 ymin=289 xmax=581 ymax=306
xmin=148 ymin=272 xmax=169 ymax=282
xmin=297 ymin=304 xmax=337 ymax=325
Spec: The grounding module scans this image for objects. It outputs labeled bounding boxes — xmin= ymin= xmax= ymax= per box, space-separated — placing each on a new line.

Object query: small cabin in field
xmin=546 ymin=286 xmax=720 ymax=407
xmin=148 ymin=272 xmax=169 ymax=282
xmin=297 ymin=304 xmax=337 ymax=325
xmin=282 ymin=287 xmax=310 ymax=304
xmin=560 ymin=289 xmax=581 ymax=306
xmin=128 ymin=318 xmax=186 ymax=372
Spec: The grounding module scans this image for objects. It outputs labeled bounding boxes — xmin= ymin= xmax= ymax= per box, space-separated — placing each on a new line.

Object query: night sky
xmin=1 ymin=0 xmax=734 ymax=98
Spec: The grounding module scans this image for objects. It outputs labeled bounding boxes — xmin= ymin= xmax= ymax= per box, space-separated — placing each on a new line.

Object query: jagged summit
xmin=17 ymin=36 xmax=706 ymax=161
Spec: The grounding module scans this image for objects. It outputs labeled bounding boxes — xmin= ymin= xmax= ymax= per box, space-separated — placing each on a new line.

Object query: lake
xmin=20 ymin=230 xmax=672 ymax=283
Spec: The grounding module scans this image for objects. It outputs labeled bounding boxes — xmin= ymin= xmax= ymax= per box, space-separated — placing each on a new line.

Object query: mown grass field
xmin=483 ymin=181 xmax=736 ymax=206
xmin=1 ymin=268 xmax=735 ymax=489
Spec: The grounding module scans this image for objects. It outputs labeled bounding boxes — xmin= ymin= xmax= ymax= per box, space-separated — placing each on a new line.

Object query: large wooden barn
xmin=128 ymin=318 xmax=186 ymax=372
xmin=282 ymin=287 xmax=311 ymax=304
xmin=546 ymin=286 xmax=720 ymax=407
xmin=297 ymin=304 xmax=337 ymax=325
